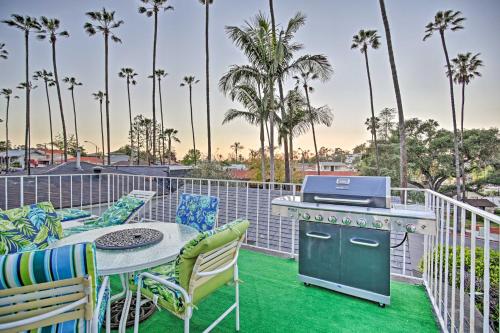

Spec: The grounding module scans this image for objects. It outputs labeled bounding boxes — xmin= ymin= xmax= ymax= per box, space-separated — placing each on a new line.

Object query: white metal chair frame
xmin=133 ymin=237 xmax=244 ymax=333
xmin=0 ymin=276 xmax=110 ymax=333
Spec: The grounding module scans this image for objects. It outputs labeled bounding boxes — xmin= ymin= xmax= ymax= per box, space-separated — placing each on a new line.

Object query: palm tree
xmin=118 ymin=68 xmax=138 ymax=164
xmin=351 ymin=29 xmax=381 ymax=175
xmin=424 ymin=10 xmax=465 ymax=200
xmin=150 ymin=69 xmax=167 ymax=163
xmin=1 ymin=89 xmax=18 ymax=172
xmin=37 ymin=17 xmax=69 ymax=162
xmin=33 ymin=70 xmax=55 ymax=164
xmin=451 ymin=52 xmax=483 ymax=199
xmin=139 ymin=0 xmax=173 ymax=165
xmin=84 ymin=8 xmax=124 ymax=165
xmin=231 ymin=142 xmax=244 ymax=162
xmin=2 ymin=15 xmax=41 ymax=174
xmin=199 ymin=0 xmax=214 ymax=161
xmin=378 ymin=0 xmax=408 ymax=189
xmin=0 ymin=43 xmax=8 ymax=59
xmin=164 ymin=128 xmax=180 ymax=166
xmin=293 ymin=64 xmax=332 ymax=175
xmin=16 ymin=81 xmax=37 ymax=168
xmin=92 ymin=91 xmax=106 ymax=165
xmin=62 ymin=77 xmax=82 ymax=150
xmin=180 ymin=76 xmax=200 ymax=165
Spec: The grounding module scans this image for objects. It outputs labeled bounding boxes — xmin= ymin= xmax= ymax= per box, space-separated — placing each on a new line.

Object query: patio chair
xmin=133 ymin=218 xmax=250 ymax=333
xmin=175 ymin=193 xmax=219 ymax=232
xmin=0 ymin=242 xmax=110 ymax=333
xmin=63 ymin=190 xmax=156 ymax=236
xmin=0 ymin=201 xmax=64 ymax=255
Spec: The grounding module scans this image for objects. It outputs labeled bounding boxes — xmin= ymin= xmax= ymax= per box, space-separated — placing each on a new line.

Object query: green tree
xmin=187 ymin=161 xmax=232 ymax=180
xmin=182 ymin=149 xmax=201 ymax=166
xmin=351 ymin=29 xmax=381 ymax=174
xmin=62 ymin=76 xmax=82 ymax=150
xmin=37 ymin=17 xmax=69 ymax=162
xmin=2 ymin=15 xmax=41 ymax=175
xmin=230 ymin=142 xmax=244 ymax=162
xmin=84 ymin=8 xmax=124 ymax=165
xmin=53 ymin=134 xmax=85 ymax=157
xmin=0 ymin=43 xmax=8 ymax=59
xmin=378 ymin=107 xmax=395 ymax=141
xmin=1 ymin=89 xmax=18 ymax=172
xmin=450 ymin=52 xmax=483 ymax=199
xmin=118 ymin=68 xmax=138 ymax=164
xmin=33 ymin=70 xmax=55 ymax=164
xmin=163 ymin=128 xmax=180 ymax=166
xmin=199 ymin=0 xmax=214 ymax=161
xmin=180 ymin=76 xmax=200 ymax=165
xmin=424 ymin=9 xmax=466 ymax=200
xmin=92 ymin=91 xmax=106 ymax=165
xmin=378 ymin=0 xmax=408 ymax=189
xmin=139 ymin=0 xmax=173 ymax=165
xmin=150 ymin=69 xmax=167 ymax=162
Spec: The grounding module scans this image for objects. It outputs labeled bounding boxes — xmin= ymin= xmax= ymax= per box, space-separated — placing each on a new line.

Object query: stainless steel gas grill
xmin=271 ymin=176 xmax=436 ymax=306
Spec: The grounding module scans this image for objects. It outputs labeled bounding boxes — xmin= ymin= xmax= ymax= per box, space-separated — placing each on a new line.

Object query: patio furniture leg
xmin=235 ymin=265 xmax=240 ymax=331
xmin=111 ymin=273 xmax=127 ymax=302
xmin=184 ymin=312 xmax=190 ymax=333
xmin=119 ymin=288 xmax=133 ymax=333
xmin=106 ymin=293 xmax=111 ymax=333
xmin=133 ymin=277 xmax=143 ymax=333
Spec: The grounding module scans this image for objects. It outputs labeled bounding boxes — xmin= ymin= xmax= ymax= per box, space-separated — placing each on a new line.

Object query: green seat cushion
xmin=0 ymin=202 xmax=63 ymax=254
xmin=64 ymin=196 xmax=144 ymax=236
xmin=57 ymin=208 xmax=92 ymax=222
xmin=133 ymin=219 xmax=250 ymax=315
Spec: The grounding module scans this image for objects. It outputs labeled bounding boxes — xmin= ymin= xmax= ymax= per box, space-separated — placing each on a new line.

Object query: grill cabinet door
xmin=339 ymin=226 xmax=390 ymax=296
xmin=299 ymin=220 xmax=340 ymax=282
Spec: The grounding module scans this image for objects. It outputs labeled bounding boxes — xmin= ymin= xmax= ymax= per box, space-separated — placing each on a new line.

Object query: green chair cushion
xmin=0 ymin=202 xmax=63 ymax=255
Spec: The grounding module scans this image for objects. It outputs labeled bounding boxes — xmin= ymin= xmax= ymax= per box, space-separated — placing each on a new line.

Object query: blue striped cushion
xmin=0 ymin=243 xmax=98 ymax=332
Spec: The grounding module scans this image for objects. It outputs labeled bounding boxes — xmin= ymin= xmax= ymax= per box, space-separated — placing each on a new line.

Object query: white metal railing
xmin=0 ymin=173 xmax=498 ymax=332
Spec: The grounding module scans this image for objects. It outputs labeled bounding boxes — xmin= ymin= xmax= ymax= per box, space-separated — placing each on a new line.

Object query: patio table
xmin=51 ymin=222 xmax=199 ymax=332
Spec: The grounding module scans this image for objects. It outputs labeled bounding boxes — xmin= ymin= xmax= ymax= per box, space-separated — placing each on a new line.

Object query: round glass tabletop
xmin=52 ymin=222 xmax=199 ymax=276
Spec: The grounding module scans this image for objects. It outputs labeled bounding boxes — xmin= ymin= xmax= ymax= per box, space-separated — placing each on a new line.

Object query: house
xmin=317 ymin=161 xmax=352 ymax=172
xmin=0 ymin=149 xmax=51 ymax=169
xmin=108 ymin=153 xmax=130 ymax=165
xmin=464 ymin=198 xmax=497 ymax=214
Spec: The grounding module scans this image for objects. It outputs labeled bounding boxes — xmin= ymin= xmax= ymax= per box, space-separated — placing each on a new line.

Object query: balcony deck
xmin=114 ymin=249 xmax=438 ymax=332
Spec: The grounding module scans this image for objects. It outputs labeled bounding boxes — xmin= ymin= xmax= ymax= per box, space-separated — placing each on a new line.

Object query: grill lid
xmin=301 ymin=176 xmax=391 ymax=208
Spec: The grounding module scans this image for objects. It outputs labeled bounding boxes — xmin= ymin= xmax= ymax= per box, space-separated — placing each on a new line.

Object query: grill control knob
xmin=328 ymin=216 xmax=337 ymax=223
xmin=315 ymin=215 xmax=323 ymax=222
xmin=342 ymin=217 xmax=352 ymax=225
xmin=302 ymin=212 xmax=311 ymax=220
xmin=357 ymin=218 xmax=367 ymax=227
xmin=406 ymin=224 xmax=416 ymax=233
xmin=373 ymin=220 xmax=383 ymax=229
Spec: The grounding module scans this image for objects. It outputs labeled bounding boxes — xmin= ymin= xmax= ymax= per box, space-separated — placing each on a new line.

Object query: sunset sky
xmin=1 ymin=0 xmax=499 ymax=159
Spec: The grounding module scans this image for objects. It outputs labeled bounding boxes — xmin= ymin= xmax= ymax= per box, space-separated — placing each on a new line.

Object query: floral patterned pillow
xmin=0 ymin=202 xmax=63 ymax=254
xmin=175 ymin=194 xmax=219 ymax=232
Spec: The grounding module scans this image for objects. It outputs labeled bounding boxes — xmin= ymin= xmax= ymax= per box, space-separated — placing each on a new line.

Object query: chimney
xmin=75 ymin=149 xmax=82 ymax=170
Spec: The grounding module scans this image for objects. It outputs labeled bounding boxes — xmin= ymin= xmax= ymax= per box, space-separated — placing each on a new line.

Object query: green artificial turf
xmin=111 ymin=249 xmax=438 ymax=333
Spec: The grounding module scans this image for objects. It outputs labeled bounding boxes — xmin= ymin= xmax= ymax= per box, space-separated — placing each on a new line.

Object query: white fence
xmin=0 ymin=173 xmax=498 ymax=332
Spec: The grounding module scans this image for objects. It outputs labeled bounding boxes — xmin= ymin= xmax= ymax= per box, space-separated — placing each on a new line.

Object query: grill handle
xmin=313 ymin=196 xmax=372 ymax=205
xmin=306 ymin=232 xmax=331 ymax=240
xmin=349 ymin=238 xmax=379 ymax=248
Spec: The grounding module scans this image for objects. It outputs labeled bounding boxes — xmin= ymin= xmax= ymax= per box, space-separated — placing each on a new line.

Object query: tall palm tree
xmin=293 ymin=65 xmax=332 ymax=175
xmin=2 ymin=15 xmax=41 ymax=174
xmin=1 ymin=89 xmax=18 ymax=172
xmin=351 ymin=29 xmax=381 ymax=175
xmin=84 ymin=8 xmax=124 ymax=165
xmin=118 ymin=68 xmax=138 ymax=164
xmin=0 ymin=43 xmax=8 ymax=59
xmin=37 ymin=17 xmax=69 ymax=162
xmin=92 ymin=91 xmax=106 ymax=165
xmin=378 ymin=0 xmax=408 ymax=189
xmin=424 ymin=10 xmax=465 ymax=200
xmin=139 ymin=0 xmax=173 ymax=165
xmin=451 ymin=52 xmax=483 ymax=199
xmin=164 ymin=128 xmax=180 ymax=166
xmin=150 ymin=69 xmax=167 ymax=163
xmin=62 ymin=77 xmax=82 ymax=150
xmin=33 ymin=70 xmax=55 ymax=164
xmin=180 ymin=76 xmax=200 ymax=165
xmin=231 ymin=142 xmax=244 ymax=162
xmin=16 ymin=81 xmax=37 ymax=168
xmin=199 ymin=0 xmax=214 ymax=161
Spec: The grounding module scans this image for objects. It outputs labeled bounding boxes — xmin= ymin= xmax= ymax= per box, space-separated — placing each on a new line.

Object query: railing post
xmin=19 ymin=177 xmax=24 ymax=207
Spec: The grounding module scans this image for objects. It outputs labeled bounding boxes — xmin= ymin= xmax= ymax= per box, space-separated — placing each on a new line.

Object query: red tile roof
xmin=303 ymin=171 xmax=359 ymax=176
xmin=68 ymin=156 xmax=102 ymax=164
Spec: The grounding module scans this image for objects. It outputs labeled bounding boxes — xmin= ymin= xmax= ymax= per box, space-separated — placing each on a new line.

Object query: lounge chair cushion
xmin=64 ymin=196 xmax=144 ymax=236
xmin=175 ymin=193 xmax=219 ymax=232
xmin=0 ymin=242 xmax=107 ymax=332
xmin=57 ymin=208 xmax=92 ymax=222
xmin=0 ymin=202 xmax=63 ymax=254
xmin=134 ymin=219 xmax=249 ymax=314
